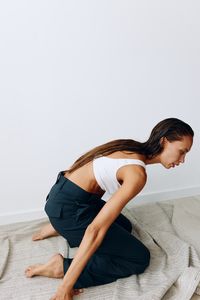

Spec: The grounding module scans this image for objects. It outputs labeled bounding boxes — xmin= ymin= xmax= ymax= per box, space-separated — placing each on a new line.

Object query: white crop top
xmin=92 ymin=156 xmax=146 ymax=194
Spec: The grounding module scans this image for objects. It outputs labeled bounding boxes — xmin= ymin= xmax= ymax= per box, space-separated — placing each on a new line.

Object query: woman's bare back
xmin=63 ymin=151 xmax=146 ymax=196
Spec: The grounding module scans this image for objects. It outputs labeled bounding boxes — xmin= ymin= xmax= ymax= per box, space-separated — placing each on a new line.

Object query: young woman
xmin=25 ymin=117 xmax=194 ymax=300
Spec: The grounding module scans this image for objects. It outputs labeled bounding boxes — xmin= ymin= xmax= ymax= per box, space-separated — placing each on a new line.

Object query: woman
xmin=25 ymin=117 xmax=194 ymax=300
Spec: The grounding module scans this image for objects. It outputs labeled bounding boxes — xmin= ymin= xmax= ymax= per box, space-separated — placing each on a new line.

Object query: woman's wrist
xmin=60 ymin=277 xmax=74 ymax=290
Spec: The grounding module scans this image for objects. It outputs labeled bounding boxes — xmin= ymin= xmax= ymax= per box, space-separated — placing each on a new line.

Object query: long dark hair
xmin=65 ymin=118 xmax=194 ymax=174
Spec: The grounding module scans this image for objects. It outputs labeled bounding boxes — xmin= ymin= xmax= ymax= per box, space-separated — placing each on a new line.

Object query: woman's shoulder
xmin=116 ymin=163 xmax=147 ymax=189
xmin=119 ymin=163 xmax=147 ymax=177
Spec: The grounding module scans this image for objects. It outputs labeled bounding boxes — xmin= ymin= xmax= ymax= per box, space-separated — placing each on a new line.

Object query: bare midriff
xmin=63 ymin=151 xmax=146 ymax=196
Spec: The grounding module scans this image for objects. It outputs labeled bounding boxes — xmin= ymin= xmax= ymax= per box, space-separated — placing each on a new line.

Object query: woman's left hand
xmin=50 ymin=284 xmax=84 ymax=300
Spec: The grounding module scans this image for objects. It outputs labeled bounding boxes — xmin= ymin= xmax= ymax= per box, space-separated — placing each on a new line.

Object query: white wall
xmin=0 ymin=1 xmax=200 ymax=224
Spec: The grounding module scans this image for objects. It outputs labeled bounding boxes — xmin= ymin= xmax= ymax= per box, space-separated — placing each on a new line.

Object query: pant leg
xmin=78 ymin=196 xmax=133 ymax=233
xmin=63 ymin=220 xmax=150 ymax=289
xmin=113 ymin=211 xmax=132 ymax=233
xmin=46 ymin=189 xmax=149 ymax=289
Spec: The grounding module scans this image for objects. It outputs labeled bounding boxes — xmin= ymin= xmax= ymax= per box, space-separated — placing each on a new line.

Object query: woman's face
xmin=160 ymin=135 xmax=193 ymax=169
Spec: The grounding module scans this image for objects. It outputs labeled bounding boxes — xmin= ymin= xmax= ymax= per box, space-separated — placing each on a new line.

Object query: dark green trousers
xmin=44 ymin=171 xmax=150 ymax=289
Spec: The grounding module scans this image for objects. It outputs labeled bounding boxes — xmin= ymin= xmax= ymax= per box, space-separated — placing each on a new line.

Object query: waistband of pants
xmin=56 ymin=170 xmax=102 ymax=203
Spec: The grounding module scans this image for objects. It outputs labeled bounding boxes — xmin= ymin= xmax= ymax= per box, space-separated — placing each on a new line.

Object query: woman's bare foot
xmin=25 ymin=253 xmax=64 ymax=278
xmin=32 ymin=223 xmax=59 ymax=241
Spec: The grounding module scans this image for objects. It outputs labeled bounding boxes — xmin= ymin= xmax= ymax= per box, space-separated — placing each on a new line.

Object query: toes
xmin=24 ymin=264 xmax=42 ymax=278
xmin=32 ymin=233 xmax=42 ymax=241
xmin=25 ymin=266 xmax=32 ymax=272
xmin=25 ymin=268 xmax=33 ymax=277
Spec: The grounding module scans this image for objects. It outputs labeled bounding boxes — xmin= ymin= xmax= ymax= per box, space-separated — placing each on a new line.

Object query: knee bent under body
xmin=136 ymin=247 xmax=151 ymax=274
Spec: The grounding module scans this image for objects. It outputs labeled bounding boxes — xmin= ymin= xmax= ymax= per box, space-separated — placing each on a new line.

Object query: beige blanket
xmin=1 ymin=195 xmax=200 ymax=300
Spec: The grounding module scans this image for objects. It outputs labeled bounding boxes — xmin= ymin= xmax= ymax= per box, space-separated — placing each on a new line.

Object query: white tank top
xmin=93 ymin=156 xmax=146 ymax=195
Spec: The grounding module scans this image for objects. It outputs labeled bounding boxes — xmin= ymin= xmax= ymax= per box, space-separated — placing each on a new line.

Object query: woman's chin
xmin=169 ymin=163 xmax=175 ymax=168
xmin=163 ymin=163 xmax=173 ymax=169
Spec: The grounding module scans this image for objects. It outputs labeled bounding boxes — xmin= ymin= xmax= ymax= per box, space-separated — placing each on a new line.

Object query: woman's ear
xmin=160 ymin=136 xmax=166 ymax=146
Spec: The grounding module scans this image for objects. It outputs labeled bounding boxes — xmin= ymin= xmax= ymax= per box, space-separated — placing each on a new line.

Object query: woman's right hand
xmin=50 ymin=285 xmax=84 ymax=300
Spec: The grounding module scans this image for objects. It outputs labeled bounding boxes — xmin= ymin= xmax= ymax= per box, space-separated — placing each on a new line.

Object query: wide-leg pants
xmin=44 ymin=171 xmax=150 ymax=289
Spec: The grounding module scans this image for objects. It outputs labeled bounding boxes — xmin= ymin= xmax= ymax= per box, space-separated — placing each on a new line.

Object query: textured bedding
xmin=1 ymin=195 xmax=200 ymax=300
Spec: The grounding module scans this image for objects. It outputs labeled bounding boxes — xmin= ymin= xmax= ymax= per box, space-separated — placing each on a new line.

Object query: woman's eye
xmin=181 ymin=151 xmax=186 ymax=156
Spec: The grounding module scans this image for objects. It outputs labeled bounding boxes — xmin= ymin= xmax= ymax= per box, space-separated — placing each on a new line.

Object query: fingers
xmin=73 ymin=288 xmax=84 ymax=295
xmin=49 ymin=288 xmax=84 ymax=300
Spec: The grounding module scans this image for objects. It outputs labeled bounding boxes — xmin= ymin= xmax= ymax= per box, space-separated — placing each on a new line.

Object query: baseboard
xmin=127 ymin=185 xmax=200 ymax=208
xmin=0 ymin=209 xmax=47 ymax=225
xmin=0 ymin=185 xmax=200 ymax=225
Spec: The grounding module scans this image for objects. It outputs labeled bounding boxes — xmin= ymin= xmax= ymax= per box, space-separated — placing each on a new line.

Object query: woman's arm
xmin=53 ymin=166 xmax=147 ymax=297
